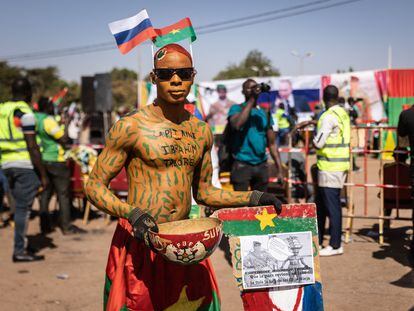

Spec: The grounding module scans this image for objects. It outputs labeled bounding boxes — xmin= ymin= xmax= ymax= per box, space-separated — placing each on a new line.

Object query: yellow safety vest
xmin=316 ymin=105 xmax=350 ymax=172
xmin=274 ymin=108 xmax=290 ymax=130
xmin=0 ymin=101 xmax=33 ymax=164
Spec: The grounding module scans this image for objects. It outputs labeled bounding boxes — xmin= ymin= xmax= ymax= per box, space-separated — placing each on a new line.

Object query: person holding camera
xmin=227 ymin=79 xmax=284 ymax=191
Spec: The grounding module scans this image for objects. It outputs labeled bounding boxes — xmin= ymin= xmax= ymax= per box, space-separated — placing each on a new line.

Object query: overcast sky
xmin=1 ymin=0 xmax=413 ymax=83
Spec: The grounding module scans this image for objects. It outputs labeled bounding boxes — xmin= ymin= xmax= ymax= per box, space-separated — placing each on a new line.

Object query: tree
xmin=0 ymin=62 xmax=79 ymax=105
xmin=110 ymin=67 xmax=138 ymax=109
xmin=0 ymin=61 xmax=22 ymax=102
xmin=213 ymin=50 xmax=280 ymax=80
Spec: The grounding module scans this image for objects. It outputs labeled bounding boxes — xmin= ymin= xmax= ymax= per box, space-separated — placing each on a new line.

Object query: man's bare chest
xmin=134 ymin=124 xmax=204 ymax=169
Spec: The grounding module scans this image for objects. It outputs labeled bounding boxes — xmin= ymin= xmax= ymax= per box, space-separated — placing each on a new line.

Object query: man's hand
xmin=248 ymin=190 xmax=283 ymax=214
xmin=39 ymin=175 xmax=49 ymax=192
xmin=128 ymin=208 xmax=159 ymax=248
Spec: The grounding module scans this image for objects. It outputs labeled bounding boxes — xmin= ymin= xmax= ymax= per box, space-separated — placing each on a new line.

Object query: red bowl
xmin=148 ymin=217 xmax=223 ymax=265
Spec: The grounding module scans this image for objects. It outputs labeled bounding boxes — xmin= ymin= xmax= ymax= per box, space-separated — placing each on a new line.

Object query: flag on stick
xmin=51 ymin=87 xmax=68 ymax=107
xmin=154 ymin=18 xmax=196 ymax=48
xmin=109 ymin=9 xmax=157 ymax=54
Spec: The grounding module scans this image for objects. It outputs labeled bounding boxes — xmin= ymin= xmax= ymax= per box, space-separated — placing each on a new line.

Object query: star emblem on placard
xmin=254 ymin=208 xmax=277 ymax=231
xmin=170 ymin=29 xmax=180 ymax=35
xmin=164 ymin=286 xmax=204 ymax=311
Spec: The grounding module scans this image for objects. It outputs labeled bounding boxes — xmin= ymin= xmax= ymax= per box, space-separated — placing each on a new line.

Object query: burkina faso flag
xmin=104 ymin=218 xmax=220 ymax=311
xmin=154 ymin=18 xmax=196 ymax=48
xmin=213 ymin=204 xmax=324 ymax=311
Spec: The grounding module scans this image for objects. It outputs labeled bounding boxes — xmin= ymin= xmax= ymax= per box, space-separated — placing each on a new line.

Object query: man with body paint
xmin=85 ymin=44 xmax=283 ymax=310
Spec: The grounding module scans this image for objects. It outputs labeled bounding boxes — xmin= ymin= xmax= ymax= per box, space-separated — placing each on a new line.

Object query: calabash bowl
xmin=148 ymin=217 xmax=223 ymax=265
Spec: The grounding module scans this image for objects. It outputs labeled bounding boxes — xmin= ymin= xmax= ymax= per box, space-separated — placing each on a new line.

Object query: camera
xmin=255 ymin=82 xmax=271 ymax=93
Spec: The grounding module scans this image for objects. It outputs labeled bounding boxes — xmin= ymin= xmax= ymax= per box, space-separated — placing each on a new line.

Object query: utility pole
xmin=387 ymin=45 xmax=392 ymax=69
xmin=291 ymin=50 xmax=313 ymax=75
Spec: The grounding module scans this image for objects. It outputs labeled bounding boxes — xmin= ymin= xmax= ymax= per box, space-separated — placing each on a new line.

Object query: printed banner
xmin=241 ymin=231 xmax=315 ymax=290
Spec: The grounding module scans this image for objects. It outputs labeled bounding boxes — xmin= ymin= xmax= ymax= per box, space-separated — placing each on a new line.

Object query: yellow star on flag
xmin=164 ymin=285 xmax=205 ymax=311
xmin=170 ymin=29 xmax=180 ymax=35
xmin=254 ymin=208 xmax=277 ymax=231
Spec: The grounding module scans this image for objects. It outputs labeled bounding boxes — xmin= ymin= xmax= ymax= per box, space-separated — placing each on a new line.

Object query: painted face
xmin=152 ymin=49 xmax=195 ymax=105
xmin=278 ymin=81 xmax=292 ymax=99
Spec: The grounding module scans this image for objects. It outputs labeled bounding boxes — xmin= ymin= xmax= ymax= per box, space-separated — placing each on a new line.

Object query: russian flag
xmin=109 ymin=9 xmax=157 ymax=55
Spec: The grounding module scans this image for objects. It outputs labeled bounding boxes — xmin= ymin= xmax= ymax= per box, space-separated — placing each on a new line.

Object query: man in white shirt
xmin=313 ymin=85 xmax=350 ymax=257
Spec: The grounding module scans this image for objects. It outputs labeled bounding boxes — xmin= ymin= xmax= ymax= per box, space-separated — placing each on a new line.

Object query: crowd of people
xmin=1 ymin=68 xmax=412 ymax=268
xmin=0 ymin=78 xmax=88 ymax=263
xmin=205 ymin=78 xmax=413 ymax=258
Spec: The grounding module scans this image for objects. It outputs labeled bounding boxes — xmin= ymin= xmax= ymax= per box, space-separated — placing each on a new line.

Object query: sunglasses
xmin=153 ymin=67 xmax=195 ymax=81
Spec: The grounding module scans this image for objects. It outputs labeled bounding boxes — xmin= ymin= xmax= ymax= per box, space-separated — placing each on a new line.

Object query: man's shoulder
xmin=401 ymin=107 xmax=414 ymax=118
xmin=228 ymin=103 xmax=243 ymax=113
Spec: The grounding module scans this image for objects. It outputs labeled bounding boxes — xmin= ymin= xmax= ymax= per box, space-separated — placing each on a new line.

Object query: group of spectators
xmin=205 ymin=78 xmax=413 ymax=258
xmin=2 ymin=75 xmax=412 ymax=264
xmin=0 ymin=78 xmax=85 ymax=263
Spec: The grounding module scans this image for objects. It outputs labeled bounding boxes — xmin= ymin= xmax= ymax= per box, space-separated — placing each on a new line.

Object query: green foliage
xmin=110 ymin=67 xmax=138 ymax=109
xmin=0 ymin=62 xmax=141 ymax=109
xmin=0 ymin=61 xmax=80 ymax=105
xmin=213 ymin=50 xmax=280 ymax=80
xmin=0 ymin=62 xmax=22 ymax=102
xmin=110 ymin=67 xmax=137 ymax=81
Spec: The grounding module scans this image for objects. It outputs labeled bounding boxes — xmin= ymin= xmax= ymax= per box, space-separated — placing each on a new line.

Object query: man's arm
xmin=43 ymin=116 xmax=71 ymax=147
xmin=24 ymin=134 xmax=49 ymax=188
xmin=266 ymin=128 xmax=285 ymax=181
xmin=84 ymin=118 xmax=135 ymax=218
xmin=312 ymin=114 xmax=336 ymax=149
xmin=192 ymin=126 xmax=252 ymax=207
xmin=18 ymin=111 xmax=49 ymax=188
xmin=205 ymin=102 xmax=218 ymax=122
xmin=229 ymin=98 xmax=255 ymax=130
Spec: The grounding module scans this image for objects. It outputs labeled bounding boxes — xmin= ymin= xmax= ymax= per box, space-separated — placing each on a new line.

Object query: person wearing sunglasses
xmin=85 ymin=43 xmax=283 ymax=310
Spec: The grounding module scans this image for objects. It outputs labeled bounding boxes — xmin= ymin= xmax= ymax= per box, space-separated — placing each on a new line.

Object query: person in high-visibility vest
xmin=274 ymin=103 xmax=292 ymax=146
xmin=35 ymin=97 xmax=86 ymax=235
xmin=313 ymin=85 xmax=350 ymax=257
xmin=0 ymin=78 xmax=49 ymax=262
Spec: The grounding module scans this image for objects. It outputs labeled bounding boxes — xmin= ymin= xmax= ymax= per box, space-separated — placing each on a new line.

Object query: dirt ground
xmin=0 ymin=157 xmax=413 ymax=311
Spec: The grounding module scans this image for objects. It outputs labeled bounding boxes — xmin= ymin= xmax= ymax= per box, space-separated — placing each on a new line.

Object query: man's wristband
xmin=249 ymin=190 xmax=264 ymax=206
xmin=127 ymin=208 xmax=144 ymax=225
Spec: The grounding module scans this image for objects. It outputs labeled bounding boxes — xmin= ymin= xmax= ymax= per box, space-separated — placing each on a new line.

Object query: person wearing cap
xmin=243 ymin=241 xmax=279 ymax=270
xmin=0 ymin=78 xmax=49 ymax=262
xmin=314 ymin=85 xmax=351 ymax=257
xmin=205 ymin=84 xmax=235 ymax=134
xmin=84 ymin=44 xmax=283 ymax=310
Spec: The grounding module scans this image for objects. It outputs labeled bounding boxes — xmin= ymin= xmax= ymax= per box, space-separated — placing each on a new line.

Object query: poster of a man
xmin=205 ymin=84 xmax=235 ymax=134
xmin=241 ymin=232 xmax=314 ymax=290
xmin=275 ymin=79 xmax=311 ymax=114
xmin=243 ymin=241 xmax=279 ymax=270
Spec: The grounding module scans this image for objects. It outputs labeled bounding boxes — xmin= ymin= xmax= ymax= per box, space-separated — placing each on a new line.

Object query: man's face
xmin=253 ymin=244 xmax=261 ymax=252
xmin=350 ymin=79 xmax=360 ymax=92
xmin=218 ymin=89 xmax=227 ymax=100
xmin=242 ymin=80 xmax=258 ymax=99
xmin=152 ymin=51 xmax=195 ymax=105
xmin=278 ymin=81 xmax=292 ymax=100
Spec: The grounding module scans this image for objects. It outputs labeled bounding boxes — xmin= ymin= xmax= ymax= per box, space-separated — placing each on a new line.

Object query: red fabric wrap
xmin=105 ymin=218 xmax=220 ymax=311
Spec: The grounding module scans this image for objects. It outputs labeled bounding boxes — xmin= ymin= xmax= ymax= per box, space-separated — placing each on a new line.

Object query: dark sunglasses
xmin=153 ymin=67 xmax=196 ymax=81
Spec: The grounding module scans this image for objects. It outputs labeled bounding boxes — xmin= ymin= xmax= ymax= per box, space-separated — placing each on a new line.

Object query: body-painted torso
xmin=124 ymin=105 xmax=207 ymax=223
